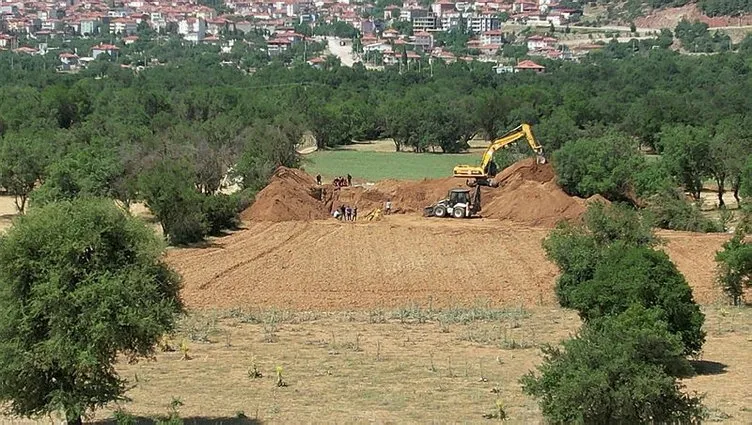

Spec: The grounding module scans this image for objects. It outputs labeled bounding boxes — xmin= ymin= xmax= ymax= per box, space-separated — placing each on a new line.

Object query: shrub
xmin=715 ymin=229 xmax=752 ymax=305
xmin=542 ymin=222 xmax=601 ymax=308
xmin=521 ymin=306 xmax=703 ymax=424
xmin=633 ymin=159 xmax=673 ymax=198
xmin=552 ymin=132 xmax=644 ymax=201
xmin=582 ymin=202 xmax=656 ymax=247
xmin=140 ymin=160 xmax=208 ymax=245
xmin=200 ymin=193 xmax=242 ymax=235
xmin=570 ymin=244 xmax=706 ymax=355
xmin=543 ymin=203 xmax=656 ymax=308
xmin=647 ymin=187 xmax=723 ymax=233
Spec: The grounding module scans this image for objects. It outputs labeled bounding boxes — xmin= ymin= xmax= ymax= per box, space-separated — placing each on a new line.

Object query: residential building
xmin=439 ymin=12 xmax=461 ymax=30
xmin=266 ymin=37 xmax=292 ymax=54
xmin=469 ymin=15 xmax=500 ymax=33
xmin=514 ymin=59 xmax=545 ymax=73
xmin=400 ymin=7 xmax=428 ymax=22
xmin=480 ymin=29 xmax=503 ymax=45
xmin=59 ymin=51 xmax=79 ymax=65
xmin=306 ymin=55 xmax=326 ymax=68
xmin=179 ymin=18 xmax=207 ymax=42
xmin=413 ymin=31 xmax=433 ymax=50
xmin=80 ymin=18 xmax=101 ymax=35
xmin=412 ymin=14 xmax=436 ymax=31
xmin=384 ymin=5 xmax=399 ymax=20
xmin=91 ymin=43 xmax=119 ymax=59
xmin=0 ymin=34 xmax=17 ymax=49
xmin=526 ymin=35 xmax=557 ymax=50
xmin=110 ymin=18 xmax=137 ymax=35
xmin=513 ymin=0 xmax=537 ymax=13
xmin=431 ymin=1 xmax=455 ymax=17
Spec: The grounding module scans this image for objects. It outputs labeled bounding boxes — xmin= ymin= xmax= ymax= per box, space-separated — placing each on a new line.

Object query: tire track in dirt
xmin=202 ymin=222 xmax=312 ymax=288
xmin=167 ymin=217 xmax=731 ymax=310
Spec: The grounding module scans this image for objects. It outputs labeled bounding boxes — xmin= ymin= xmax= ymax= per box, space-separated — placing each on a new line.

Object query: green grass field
xmin=302 ymin=150 xmax=478 ymax=182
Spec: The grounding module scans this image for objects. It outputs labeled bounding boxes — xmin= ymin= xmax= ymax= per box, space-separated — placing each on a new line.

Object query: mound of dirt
xmin=243 ymin=158 xmax=602 ymax=228
xmin=495 ymin=158 xmax=555 ymax=186
xmin=240 ymin=167 xmax=330 ymax=222
xmin=482 ymin=180 xmax=587 ymax=227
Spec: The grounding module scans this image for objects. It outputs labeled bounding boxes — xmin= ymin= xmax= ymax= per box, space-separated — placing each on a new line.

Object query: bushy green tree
xmin=235 ymin=119 xmax=302 ymax=191
xmin=543 ymin=203 xmax=655 ymax=306
xmin=570 ymin=244 xmax=706 ymax=355
xmin=553 ymin=132 xmax=643 ymax=201
xmin=139 ymin=160 xmax=208 ymax=245
xmin=646 ymin=187 xmax=723 ymax=233
xmin=521 ymin=306 xmax=703 ymax=424
xmin=659 ymin=124 xmax=711 ymax=200
xmin=31 ymin=145 xmax=130 ymax=207
xmin=0 ymin=132 xmax=52 ymax=213
xmin=715 ymin=229 xmax=752 ymax=305
xmin=0 ymin=198 xmax=183 ymax=425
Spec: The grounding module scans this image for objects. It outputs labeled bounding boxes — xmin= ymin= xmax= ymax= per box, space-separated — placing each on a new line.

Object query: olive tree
xmin=0 ymin=198 xmax=183 ymax=424
xmin=521 ymin=306 xmax=703 ymax=424
xmin=0 ymin=132 xmax=51 ymax=213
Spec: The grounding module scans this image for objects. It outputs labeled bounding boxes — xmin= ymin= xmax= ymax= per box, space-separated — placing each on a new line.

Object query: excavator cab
xmin=448 ymin=189 xmax=471 ymax=206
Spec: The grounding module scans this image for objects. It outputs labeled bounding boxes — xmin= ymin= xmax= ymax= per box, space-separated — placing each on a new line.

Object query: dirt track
xmin=169 ymin=215 xmax=729 ymax=310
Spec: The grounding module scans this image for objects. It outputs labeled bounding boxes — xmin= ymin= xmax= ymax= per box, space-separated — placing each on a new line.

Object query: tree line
xmin=3 ymin=34 xmax=752 ymax=242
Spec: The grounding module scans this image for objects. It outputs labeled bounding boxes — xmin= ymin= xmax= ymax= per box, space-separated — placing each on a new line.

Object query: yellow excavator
xmin=453 ymin=123 xmax=545 ymax=187
xmin=424 ymin=123 xmax=545 ymax=219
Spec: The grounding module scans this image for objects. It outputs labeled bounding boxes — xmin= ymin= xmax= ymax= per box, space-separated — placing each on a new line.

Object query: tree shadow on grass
xmin=691 ymin=359 xmax=727 ymax=376
xmin=90 ymin=416 xmax=263 ymax=425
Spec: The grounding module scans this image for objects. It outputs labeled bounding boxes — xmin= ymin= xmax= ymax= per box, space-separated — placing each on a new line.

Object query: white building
xmin=110 ymin=19 xmax=137 ymax=35
xmin=469 ymin=15 xmax=500 ymax=33
xmin=179 ymin=18 xmax=207 ymax=42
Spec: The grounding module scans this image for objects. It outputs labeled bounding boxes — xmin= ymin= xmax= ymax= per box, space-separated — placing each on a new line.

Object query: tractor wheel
xmin=452 ymin=207 xmax=465 ymax=218
xmin=434 ymin=205 xmax=447 ymax=217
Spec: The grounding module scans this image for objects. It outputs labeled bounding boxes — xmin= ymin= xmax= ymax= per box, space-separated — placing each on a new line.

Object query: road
xmin=325 ymin=37 xmax=356 ymax=67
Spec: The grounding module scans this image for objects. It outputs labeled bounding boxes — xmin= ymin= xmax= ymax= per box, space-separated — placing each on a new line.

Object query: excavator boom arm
xmin=478 ymin=123 xmax=543 ymax=175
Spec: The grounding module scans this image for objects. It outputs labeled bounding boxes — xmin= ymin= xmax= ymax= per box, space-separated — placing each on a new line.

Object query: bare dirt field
xmin=169 ymin=215 xmax=730 ymax=311
xmin=170 ymin=161 xmax=731 ymax=311
xmin=0 ymin=195 xmax=18 ymax=232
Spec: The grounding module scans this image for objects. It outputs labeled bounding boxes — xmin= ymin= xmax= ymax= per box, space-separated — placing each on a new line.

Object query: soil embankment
xmin=241 ymin=159 xmax=600 ymax=227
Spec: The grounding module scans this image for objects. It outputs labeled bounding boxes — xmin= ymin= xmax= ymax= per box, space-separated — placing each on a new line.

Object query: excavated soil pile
xmin=243 ymin=159 xmax=603 ymax=227
xmin=480 ymin=159 xmax=588 ymax=227
xmin=334 ymin=158 xmax=591 ymax=227
xmin=240 ymin=167 xmax=330 ymax=222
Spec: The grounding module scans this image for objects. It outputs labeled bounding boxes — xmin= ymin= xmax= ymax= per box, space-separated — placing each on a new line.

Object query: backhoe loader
xmin=424 ymin=123 xmax=545 ymax=219
xmin=423 ymin=186 xmax=481 ymax=219
xmin=453 ymin=123 xmax=545 ymax=187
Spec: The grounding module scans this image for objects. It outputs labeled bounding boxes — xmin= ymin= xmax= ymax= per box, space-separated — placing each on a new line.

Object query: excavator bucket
xmin=364 ymin=208 xmax=382 ymax=221
xmin=536 ymin=155 xmax=546 ymax=165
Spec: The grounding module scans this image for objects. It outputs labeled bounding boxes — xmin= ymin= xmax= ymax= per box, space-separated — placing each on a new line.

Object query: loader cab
xmin=448 ymin=189 xmax=471 ymax=206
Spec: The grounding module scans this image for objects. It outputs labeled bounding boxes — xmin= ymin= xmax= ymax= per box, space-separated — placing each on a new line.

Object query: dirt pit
xmin=241 ymin=159 xmax=598 ymax=228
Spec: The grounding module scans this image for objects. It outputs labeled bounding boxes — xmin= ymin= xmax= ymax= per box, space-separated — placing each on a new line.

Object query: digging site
xmin=169 ymin=159 xmax=728 ymax=310
xmin=240 ymin=158 xmax=603 ymax=227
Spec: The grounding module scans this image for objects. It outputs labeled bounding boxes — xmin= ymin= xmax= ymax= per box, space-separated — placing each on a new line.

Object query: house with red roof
xmin=413 ymin=31 xmax=433 ymax=51
xmin=480 ymin=29 xmax=504 ymax=45
xmin=91 ymin=43 xmax=119 ymax=59
xmin=514 ymin=59 xmax=545 ymax=73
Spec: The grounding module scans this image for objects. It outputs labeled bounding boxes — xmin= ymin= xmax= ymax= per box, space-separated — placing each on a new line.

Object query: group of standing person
xmin=316 ymin=174 xmax=352 ymax=188
xmin=333 ymin=205 xmax=357 ymax=221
